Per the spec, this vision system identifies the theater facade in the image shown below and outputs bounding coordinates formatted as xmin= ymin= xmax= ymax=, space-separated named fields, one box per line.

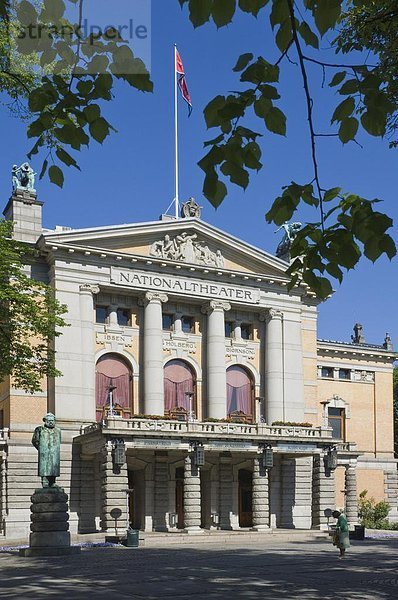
xmin=0 ymin=191 xmax=397 ymax=539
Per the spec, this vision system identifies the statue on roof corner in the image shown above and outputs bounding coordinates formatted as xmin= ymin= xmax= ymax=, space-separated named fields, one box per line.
xmin=181 ymin=197 xmax=202 ymax=219
xmin=275 ymin=221 xmax=302 ymax=260
xmin=12 ymin=162 xmax=36 ymax=193
xmin=352 ymin=323 xmax=365 ymax=345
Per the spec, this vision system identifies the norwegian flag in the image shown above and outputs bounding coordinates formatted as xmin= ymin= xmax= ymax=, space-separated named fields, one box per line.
xmin=176 ymin=48 xmax=192 ymax=116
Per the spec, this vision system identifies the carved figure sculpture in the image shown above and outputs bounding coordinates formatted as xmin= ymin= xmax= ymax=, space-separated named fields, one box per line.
xmin=181 ymin=197 xmax=202 ymax=219
xmin=150 ymin=231 xmax=225 ymax=267
xmin=32 ymin=413 xmax=61 ymax=488
xmin=275 ymin=222 xmax=302 ymax=259
xmin=12 ymin=162 xmax=36 ymax=192
xmin=351 ymin=323 xmax=365 ymax=345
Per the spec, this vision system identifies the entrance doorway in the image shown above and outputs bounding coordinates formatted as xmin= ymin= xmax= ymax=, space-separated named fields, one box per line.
xmin=128 ymin=470 xmax=144 ymax=530
xmin=175 ymin=467 xmax=184 ymax=529
xmin=238 ymin=469 xmax=253 ymax=527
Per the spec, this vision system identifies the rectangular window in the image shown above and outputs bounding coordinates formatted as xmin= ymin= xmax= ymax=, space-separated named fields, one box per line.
xmin=328 ymin=407 xmax=345 ymax=439
xmin=117 ymin=309 xmax=130 ymax=327
xmin=225 ymin=321 xmax=234 ymax=338
xmin=162 ymin=314 xmax=174 ymax=331
xmin=181 ymin=316 xmax=194 ymax=334
xmin=241 ymin=324 xmax=252 ymax=340
xmin=321 ymin=367 xmax=334 ymax=378
xmin=96 ymin=306 xmax=107 ymax=324
xmin=339 ymin=369 xmax=351 ymax=380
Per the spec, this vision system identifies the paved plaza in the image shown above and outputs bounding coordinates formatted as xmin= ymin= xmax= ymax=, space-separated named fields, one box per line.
xmin=0 ymin=537 xmax=398 ymax=599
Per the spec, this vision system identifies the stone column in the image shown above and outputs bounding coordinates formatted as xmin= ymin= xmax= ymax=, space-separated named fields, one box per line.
xmin=345 ymin=462 xmax=358 ymax=526
xmin=312 ymin=454 xmax=336 ymax=530
xmin=153 ymin=453 xmax=169 ymax=531
xmin=108 ymin=304 xmax=118 ymax=326
xmin=263 ymin=309 xmax=284 ymax=424
xmin=140 ymin=292 xmax=168 ymax=416
xmin=184 ymin=454 xmax=202 ymax=532
xmin=252 ymin=457 xmax=270 ymax=530
xmin=219 ymin=456 xmax=233 ymax=530
xmin=202 ymin=300 xmax=231 ymax=419
xmin=100 ymin=442 xmax=128 ymax=536
xmin=79 ymin=284 xmax=100 ymax=420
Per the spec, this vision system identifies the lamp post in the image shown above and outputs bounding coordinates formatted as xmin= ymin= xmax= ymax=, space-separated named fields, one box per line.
xmin=185 ymin=391 xmax=195 ymax=423
xmin=108 ymin=379 xmax=117 ymax=417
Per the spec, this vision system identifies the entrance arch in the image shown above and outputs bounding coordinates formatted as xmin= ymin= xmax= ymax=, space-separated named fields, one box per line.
xmin=164 ymin=360 xmax=196 ymax=418
xmin=226 ymin=365 xmax=254 ymax=422
xmin=95 ymin=353 xmax=132 ymax=421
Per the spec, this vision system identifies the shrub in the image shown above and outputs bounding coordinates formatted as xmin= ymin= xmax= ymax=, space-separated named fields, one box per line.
xmin=271 ymin=421 xmax=314 ymax=428
xmin=358 ymin=490 xmax=390 ymax=529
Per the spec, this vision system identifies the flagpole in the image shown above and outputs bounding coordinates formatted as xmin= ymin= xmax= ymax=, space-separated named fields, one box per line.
xmin=174 ymin=43 xmax=179 ymax=219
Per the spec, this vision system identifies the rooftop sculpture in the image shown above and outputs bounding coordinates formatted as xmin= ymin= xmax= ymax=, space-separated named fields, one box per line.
xmin=275 ymin=222 xmax=302 ymax=260
xmin=12 ymin=162 xmax=36 ymax=193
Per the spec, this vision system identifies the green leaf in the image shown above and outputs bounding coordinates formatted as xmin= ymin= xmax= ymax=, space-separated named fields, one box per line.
xmin=329 ymin=71 xmax=346 ymax=87
xmin=264 ymin=106 xmax=286 ymax=135
xmin=275 ymin=19 xmax=293 ymax=52
xmin=244 ymin=141 xmax=262 ymax=169
xmin=331 ymin=97 xmax=355 ymax=123
xmin=48 ymin=165 xmax=64 ymax=188
xmin=361 ymin=110 xmax=386 ymax=137
xmin=233 ymin=53 xmax=254 ymax=72
xmin=204 ymin=95 xmax=226 ymax=128
xmin=270 ymin=0 xmax=289 ymax=29
xmin=83 ymin=104 xmax=101 ymax=123
xmin=298 ymin=21 xmax=319 ymax=48
xmin=212 ymin=0 xmax=236 ymax=27
xmin=254 ymin=96 xmax=272 ymax=118
xmin=188 ymin=0 xmax=213 ymax=27
xmin=312 ymin=0 xmax=341 ymax=36
xmin=89 ymin=117 xmax=110 ymax=143
xmin=323 ymin=187 xmax=342 ymax=202
xmin=259 ymin=84 xmax=280 ymax=99
xmin=325 ymin=262 xmax=343 ymax=282
xmin=203 ymin=173 xmax=228 ymax=207
xmin=39 ymin=159 xmax=48 ymax=180
xmin=55 ymin=148 xmax=80 ymax=170
xmin=338 ymin=117 xmax=359 ymax=143
xmin=221 ymin=161 xmax=249 ymax=188
xmin=339 ymin=79 xmax=359 ymax=95
xmin=239 ymin=0 xmax=269 ymax=16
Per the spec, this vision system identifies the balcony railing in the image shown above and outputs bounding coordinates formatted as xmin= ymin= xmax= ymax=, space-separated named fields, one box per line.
xmin=81 ymin=418 xmax=333 ymax=440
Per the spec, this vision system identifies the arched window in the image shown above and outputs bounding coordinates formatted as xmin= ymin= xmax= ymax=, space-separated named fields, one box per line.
xmin=95 ymin=354 xmax=132 ymax=421
xmin=164 ymin=360 xmax=196 ymax=416
xmin=226 ymin=366 xmax=254 ymax=422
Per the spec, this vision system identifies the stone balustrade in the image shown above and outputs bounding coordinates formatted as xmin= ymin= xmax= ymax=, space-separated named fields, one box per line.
xmin=80 ymin=418 xmax=333 ymax=441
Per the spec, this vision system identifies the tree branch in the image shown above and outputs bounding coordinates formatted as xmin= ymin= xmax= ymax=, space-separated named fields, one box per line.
xmin=286 ymin=0 xmax=325 ymax=231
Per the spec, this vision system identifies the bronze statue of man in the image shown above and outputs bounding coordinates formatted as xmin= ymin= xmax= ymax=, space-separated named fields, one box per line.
xmin=32 ymin=413 xmax=61 ymax=488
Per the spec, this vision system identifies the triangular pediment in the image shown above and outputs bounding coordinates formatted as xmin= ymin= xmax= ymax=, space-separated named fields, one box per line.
xmin=41 ymin=217 xmax=289 ymax=279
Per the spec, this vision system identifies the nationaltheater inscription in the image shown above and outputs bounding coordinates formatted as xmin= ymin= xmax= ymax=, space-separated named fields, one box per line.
xmin=111 ymin=268 xmax=261 ymax=304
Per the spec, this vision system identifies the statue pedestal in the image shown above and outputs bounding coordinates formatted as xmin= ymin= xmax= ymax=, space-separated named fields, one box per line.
xmin=19 ymin=487 xmax=80 ymax=557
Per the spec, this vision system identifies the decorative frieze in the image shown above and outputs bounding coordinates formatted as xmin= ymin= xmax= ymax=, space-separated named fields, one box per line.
xmin=150 ymin=231 xmax=225 ymax=267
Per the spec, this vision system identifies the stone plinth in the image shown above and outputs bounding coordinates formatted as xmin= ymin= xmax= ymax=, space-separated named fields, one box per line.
xmin=19 ymin=487 xmax=80 ymax=557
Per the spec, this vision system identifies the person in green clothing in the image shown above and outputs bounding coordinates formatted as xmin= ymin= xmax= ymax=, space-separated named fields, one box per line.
xmin=332 ymin=510 xmax=350 ymax=557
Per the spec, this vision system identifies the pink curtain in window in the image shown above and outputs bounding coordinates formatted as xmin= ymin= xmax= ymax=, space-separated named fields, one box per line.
xmin=96 ymin=354 xmax=132 ymax=421
xmin=226 ymin=366 xmax=253 ymax=415
xmin=164 ymin=360 xmax=194 ymax=412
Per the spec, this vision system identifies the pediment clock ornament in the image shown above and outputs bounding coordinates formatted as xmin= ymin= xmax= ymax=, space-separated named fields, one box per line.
xmin=150 ymin=231 xmax=225 ymax=267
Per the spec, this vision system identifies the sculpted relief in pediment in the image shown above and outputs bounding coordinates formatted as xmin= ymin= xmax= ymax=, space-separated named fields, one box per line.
xmin=150 ymin=232 xmax=225 ymax=268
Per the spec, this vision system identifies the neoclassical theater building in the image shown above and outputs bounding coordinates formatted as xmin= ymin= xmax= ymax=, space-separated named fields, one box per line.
xmin=0 ymin=189 xmax=397 ymax=540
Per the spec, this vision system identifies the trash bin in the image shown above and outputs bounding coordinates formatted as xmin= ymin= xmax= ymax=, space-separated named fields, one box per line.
xmin=354 ymin=525 xmax=365 ymax=540
xmin=125 ymin=528 xmax=139 ymax=548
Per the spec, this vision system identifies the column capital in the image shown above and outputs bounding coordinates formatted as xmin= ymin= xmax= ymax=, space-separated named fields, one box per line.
xmin=79 ymin=283 xmax=100 ymax=295
xmin=259 ymin=308 xmax=283 ymax=323
xmin=201 ymin=300 xmax=231 ymax=315
xmin=138 ymin=291 xmax=168 ymax=307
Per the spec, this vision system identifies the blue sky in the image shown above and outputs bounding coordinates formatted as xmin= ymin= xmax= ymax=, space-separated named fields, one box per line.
xmin=0 ymin=1 xmax=397 ymax=348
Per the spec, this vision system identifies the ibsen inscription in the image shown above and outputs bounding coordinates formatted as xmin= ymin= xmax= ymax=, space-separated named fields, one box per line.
xmin=111 ymin=268 xmax=261 ymax=304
